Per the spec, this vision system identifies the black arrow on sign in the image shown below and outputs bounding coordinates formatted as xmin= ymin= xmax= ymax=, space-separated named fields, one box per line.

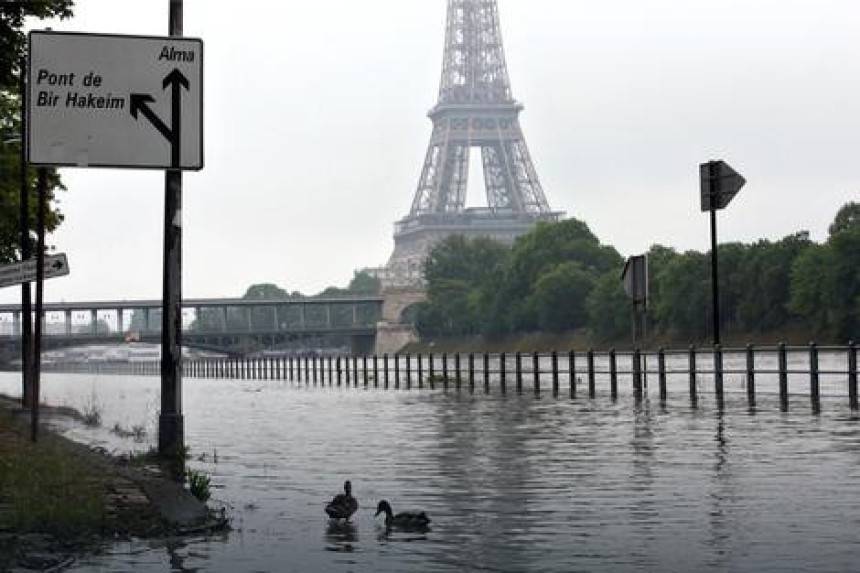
xmin=51 ymin=260 xmax=64 ymax=271
xmin=130 ymin=68 xmax=190 ymax=169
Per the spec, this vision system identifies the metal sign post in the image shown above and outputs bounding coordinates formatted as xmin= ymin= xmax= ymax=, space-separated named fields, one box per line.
xmin=26 ymin=6 xmax=202 ymax=454
xmin=19 ymin=57 xmax=33 ymax=410
xmin=159 ymin=0 xmax=185 ymax=458
xmin=700 ymin=160 xmax=746 ymax=347
xmin=31 ymin=168 xmax=48 ymax=442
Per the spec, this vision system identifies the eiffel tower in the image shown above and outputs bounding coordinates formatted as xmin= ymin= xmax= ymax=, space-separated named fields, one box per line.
xmin=384 ymin=0 xmax=563 ymax=285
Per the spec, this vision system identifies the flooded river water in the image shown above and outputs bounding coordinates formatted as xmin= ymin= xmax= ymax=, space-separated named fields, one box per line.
xmin=2 ymin=370 xmax=860 ymax=572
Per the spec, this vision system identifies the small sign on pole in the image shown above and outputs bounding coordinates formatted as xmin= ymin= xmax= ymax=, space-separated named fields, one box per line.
xmin=700 ymin=160 xmax=747 ymax=346
xmin=622 ymin=255 xmax=648 ymax=309
xmin=0 ymin=253 xmax=69 ymax=290
xmin=700 ymin=160 xmax=745 ymax=212
xmin=621 ymin=255 xmax=649 ymax=347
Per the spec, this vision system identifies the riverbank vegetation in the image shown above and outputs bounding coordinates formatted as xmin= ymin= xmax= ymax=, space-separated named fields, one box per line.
xmin=0 ymin=2 xmax=73 ymax=265
xmin=413 ymin=202 xmax=860 ymax=346
xmin=0 ymin=401 xmax=165 ymax=569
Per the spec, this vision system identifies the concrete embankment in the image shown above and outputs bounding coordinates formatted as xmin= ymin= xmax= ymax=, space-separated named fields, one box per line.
xmin=0 ymin=394 xmax=224 ymax=572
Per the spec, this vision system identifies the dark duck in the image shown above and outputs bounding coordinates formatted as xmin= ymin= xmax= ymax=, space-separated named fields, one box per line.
xmin=325 ymin=480 xmax=358 ymax=521
xmin=375 ymin=500 xmax=431 ymax=530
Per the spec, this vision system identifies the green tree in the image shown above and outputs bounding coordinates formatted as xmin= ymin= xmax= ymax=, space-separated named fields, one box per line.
xmin=586 ymin=270 xmax=632 ymax=341
xmin=486 ymin=218 xmax=622 ymax=335
xmin=529 ymin=262 xmax=595 ymax=332
xmin=651 ymin=251 xmax=711 ymax=338
xmin=347 ymin=270 xmax=382 ymax=295
xmin=824 ymin=225 xmax=860 ymax=341
xmin=0 ymin=2 xmax=73 ymax=263
xmin=828 ymin=201 xmax=860 ymax=237
xmin=789 ymin=243 xmax=831 ymax=334
xmin=418 ymin=235 xmax=509 ymax=337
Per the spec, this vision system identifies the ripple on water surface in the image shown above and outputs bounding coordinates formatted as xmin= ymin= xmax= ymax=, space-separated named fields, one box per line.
xmin=1 ymin=372 xmax=859 ymax=572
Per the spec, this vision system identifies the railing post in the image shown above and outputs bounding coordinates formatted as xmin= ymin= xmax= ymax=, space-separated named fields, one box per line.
xmin=658 ymin=348 xmax=667 ymax=402
xmin=533 ymin=351 xmax=540 ymax=397
xmin=714 ymin=345 xmax=724 ymax=410
xmin=810 ymin=342 xmax=820 ymax=412
xmin=468 ymin=353 xmax=475 ymax=393
xmin=373 ymin=355 xmax=379 ymax=389
xmin=428 ymin=353 xmax=434 ymax=390
xmin=442 ymin=352 xmax=448 ymax=391
xmin=689 ymin=345 xmax=697 ymax=406
xmin=383 ymin=354 xmax=389 ymax=389
xmin=405 ymin=353 xmax=412 ymax=390
xmin=353 ymin=355 xmax=359 ymax=388
xmin=363 ymin=355 xmax=369 ymax=388
xmin=849 ymin=341 xmax=858 ymax=411
xmin=515 ymin=352 xmax=523 ymax=394
xmin=569 ymin=350 xmax=576 ymax=399
xmin=551 ymin=351 xmax=559 ymax=397
xmin=609 ymin=349 xmax=618 ymax=400
xmin=336 ymin=357 xmax=342 ymax=387
xmin=632 ymin=349 xmax=642 ymax=401
xmin=394 ymin=354 xmax=400 ymax=389
xmin=418 ymin=353 xmax=424 ymax=390
xmin=328 ymin=356 xmax=333 ymax=386
xmin=455 ymin=353 xmax=462 ymax=391
xmin=587 ymin=349 xmax=596 ymax=399
xmin=483 ymin=353 xmax=490 ymax=394
xmin=500 ymin=352 xmax=507 ymax=395
xmin=745 ymin=344 xmax=756 ymax=409
xmin=779 ymin=342 xmax=789 ymax=412
xmin=313 ymin=356 xmax=319 ymax=385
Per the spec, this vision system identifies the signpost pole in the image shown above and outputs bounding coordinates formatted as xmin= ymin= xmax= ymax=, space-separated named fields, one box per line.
xmin=159 ymin=0 xmax=184 ymax=457
xmin=31 ymin=168 xmax=47 ymax=443
xmin=19 ymin=56 xmax=33 ymax=410
xmin=708 ymin=162 xmax=721 ymax=347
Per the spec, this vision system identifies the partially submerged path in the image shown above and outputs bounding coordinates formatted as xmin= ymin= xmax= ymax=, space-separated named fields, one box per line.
xmin=0 ymin=395 xmax=225 ymax=572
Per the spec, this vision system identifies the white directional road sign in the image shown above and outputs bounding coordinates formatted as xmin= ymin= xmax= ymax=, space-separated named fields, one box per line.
xmin=0 ymin=254 xmax=70 ymax=290
xmin=27 ymin=31 xmax=203 ymax=170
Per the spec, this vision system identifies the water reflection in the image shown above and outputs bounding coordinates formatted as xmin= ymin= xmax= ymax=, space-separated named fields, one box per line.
xmin=325 ymin=520 xmax=358 ymax=552
xmin=1 ymin=372 xmax=860 ymax=572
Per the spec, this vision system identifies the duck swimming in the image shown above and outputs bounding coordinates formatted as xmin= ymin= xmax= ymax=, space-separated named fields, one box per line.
xmin=325 ymin=480 xmax=358 ymax=521
xmin=374 ymin=500 xmax=431 ymax=529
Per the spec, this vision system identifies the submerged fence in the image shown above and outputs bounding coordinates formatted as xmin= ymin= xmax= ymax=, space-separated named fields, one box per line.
xmin=39 ymin=342 xmax=859 ymax=411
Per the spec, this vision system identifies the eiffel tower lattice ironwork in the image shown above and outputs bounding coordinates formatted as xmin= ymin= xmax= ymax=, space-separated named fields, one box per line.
xmin=411 ymin=0 xmax=552 ymax=217
xmin=382 ymin=0 xmax=563 ymax=286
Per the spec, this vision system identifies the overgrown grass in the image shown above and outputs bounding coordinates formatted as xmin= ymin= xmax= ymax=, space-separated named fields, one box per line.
xmin=185 ymin=468 xmax=212 ymax=502
xmin=81 ymin=392 xmax=103 ymax=427
xmin=111 ymin=422 xmax=148 ymax=442
xmin=0 ymin=415 xmax=104 ymax=537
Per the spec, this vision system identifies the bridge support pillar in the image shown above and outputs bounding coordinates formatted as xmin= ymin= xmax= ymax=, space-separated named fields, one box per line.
xmin=375 ymin=322 xmax=418 ymax=355
xmin=64 ymin=310 xmax=72 ymax=336
xmin=90 ymin=310 xmax=98 ymax=334
xmin=116 ymin=309 xmax=124 ymax=335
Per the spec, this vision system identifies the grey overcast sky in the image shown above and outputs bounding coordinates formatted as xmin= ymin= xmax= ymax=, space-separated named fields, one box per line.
xmin=3 ymin=0 xmax=859 ymax=304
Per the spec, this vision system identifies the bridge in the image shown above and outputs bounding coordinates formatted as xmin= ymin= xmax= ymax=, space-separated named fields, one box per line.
xmin=0 ymin=293 xmax=422 ymax=356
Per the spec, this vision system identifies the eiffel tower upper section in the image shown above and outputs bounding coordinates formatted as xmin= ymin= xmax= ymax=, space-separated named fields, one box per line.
xmin=407 ymin=0 xmax=557 ymax=218
xmin=378 ymin=0 xmax=563 ymax=287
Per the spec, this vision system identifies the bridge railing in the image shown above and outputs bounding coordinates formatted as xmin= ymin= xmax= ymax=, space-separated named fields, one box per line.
xmin=33 ymin=342 xmax=859 ymax=412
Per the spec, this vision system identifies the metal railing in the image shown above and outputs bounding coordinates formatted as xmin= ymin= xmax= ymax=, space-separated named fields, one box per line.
xmin=35 ymin=342 xmax=860 ymax=411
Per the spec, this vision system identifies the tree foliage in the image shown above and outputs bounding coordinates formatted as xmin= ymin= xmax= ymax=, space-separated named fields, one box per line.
xmin=0 ymin=1 xmax=73 ymax=264
xmin=418 ymin=203 xmax=860 ymax=344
